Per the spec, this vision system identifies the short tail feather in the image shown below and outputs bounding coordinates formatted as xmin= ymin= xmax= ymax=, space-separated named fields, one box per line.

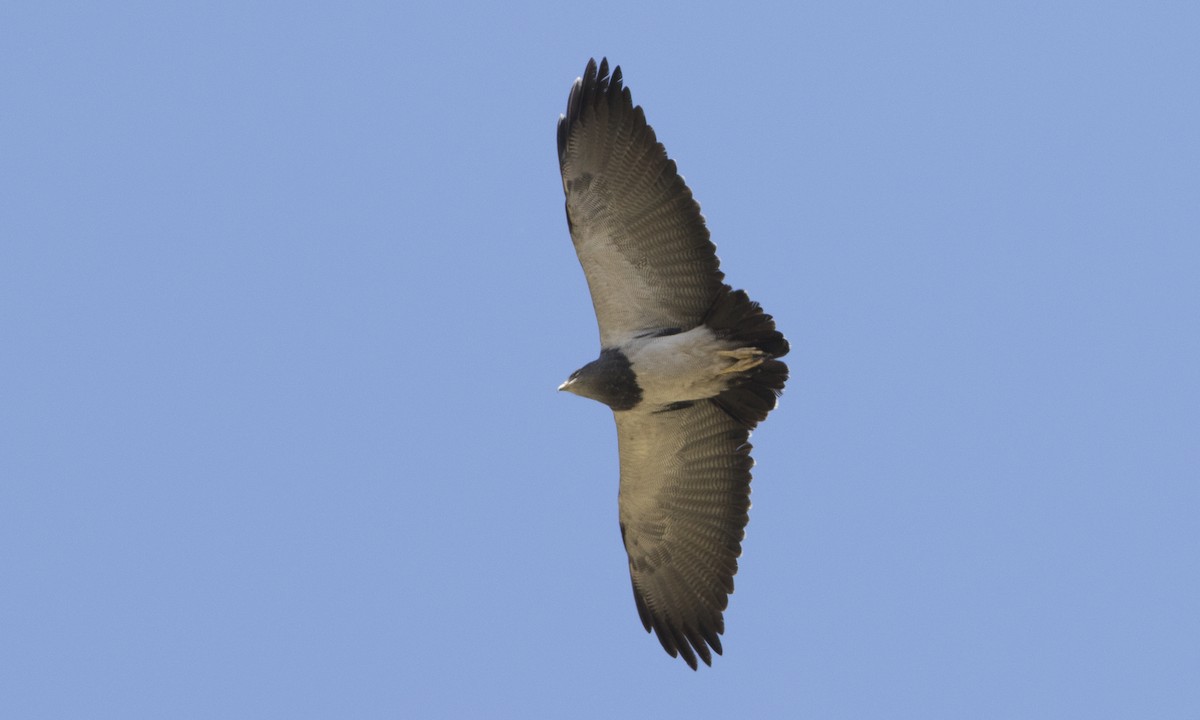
xmin=705 ymin=286 xmax=790 ymax=428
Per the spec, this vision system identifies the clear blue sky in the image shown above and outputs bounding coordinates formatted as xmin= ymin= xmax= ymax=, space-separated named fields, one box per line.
xmin=3 ymin=2 xmax=1197 ymax=718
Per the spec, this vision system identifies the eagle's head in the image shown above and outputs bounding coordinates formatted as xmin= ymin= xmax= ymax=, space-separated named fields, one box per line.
xmin=558 ymin=348 xmax=642 ymax=411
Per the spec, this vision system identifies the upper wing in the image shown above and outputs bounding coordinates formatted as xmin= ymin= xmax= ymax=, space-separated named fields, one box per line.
xmin=558 ymin=58 xmax=725 ymax=347
xmin=614 ymin=400 xmax=756 ymax=670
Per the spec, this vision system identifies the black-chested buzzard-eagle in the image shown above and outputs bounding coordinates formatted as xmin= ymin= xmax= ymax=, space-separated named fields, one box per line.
xmin=557 ymin=58 xmax=790 ymax=670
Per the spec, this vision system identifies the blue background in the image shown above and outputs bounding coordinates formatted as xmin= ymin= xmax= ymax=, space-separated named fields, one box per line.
xmin=3 ymin=2 xmax=1197 ymax=717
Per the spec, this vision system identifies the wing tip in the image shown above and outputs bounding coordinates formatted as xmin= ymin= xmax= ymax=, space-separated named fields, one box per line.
xmin=557 ymin=57 xmax=635 ymax=162
xmin=631 ymin=577 xmax=725 ymax=670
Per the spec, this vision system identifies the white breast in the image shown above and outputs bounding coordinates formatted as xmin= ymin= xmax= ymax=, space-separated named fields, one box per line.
xmin=623 ymin=327 xmax=736 ymax=406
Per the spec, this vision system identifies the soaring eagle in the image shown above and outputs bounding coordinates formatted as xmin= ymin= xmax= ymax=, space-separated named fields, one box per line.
xmin=557 ymin=58 xmax=790 ymax=669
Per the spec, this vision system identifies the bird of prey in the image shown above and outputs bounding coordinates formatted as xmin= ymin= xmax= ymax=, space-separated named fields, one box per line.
xmin=557 ymin=58 xmax=790 ymax=670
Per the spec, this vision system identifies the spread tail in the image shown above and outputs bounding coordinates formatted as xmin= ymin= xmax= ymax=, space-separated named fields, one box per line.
xmin=704 ymin=285 xmax=790 ymax=428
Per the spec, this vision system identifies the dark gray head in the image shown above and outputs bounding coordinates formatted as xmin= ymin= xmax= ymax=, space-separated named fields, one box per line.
xmin=558 ymin=348 xmax=642 ymax=411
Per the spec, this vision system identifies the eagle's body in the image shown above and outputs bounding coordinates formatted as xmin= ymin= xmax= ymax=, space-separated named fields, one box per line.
xmin=557 ymin=58 xmax=789 ymax=670
xmin=566 ymin=326 xmax=755 ymax=408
